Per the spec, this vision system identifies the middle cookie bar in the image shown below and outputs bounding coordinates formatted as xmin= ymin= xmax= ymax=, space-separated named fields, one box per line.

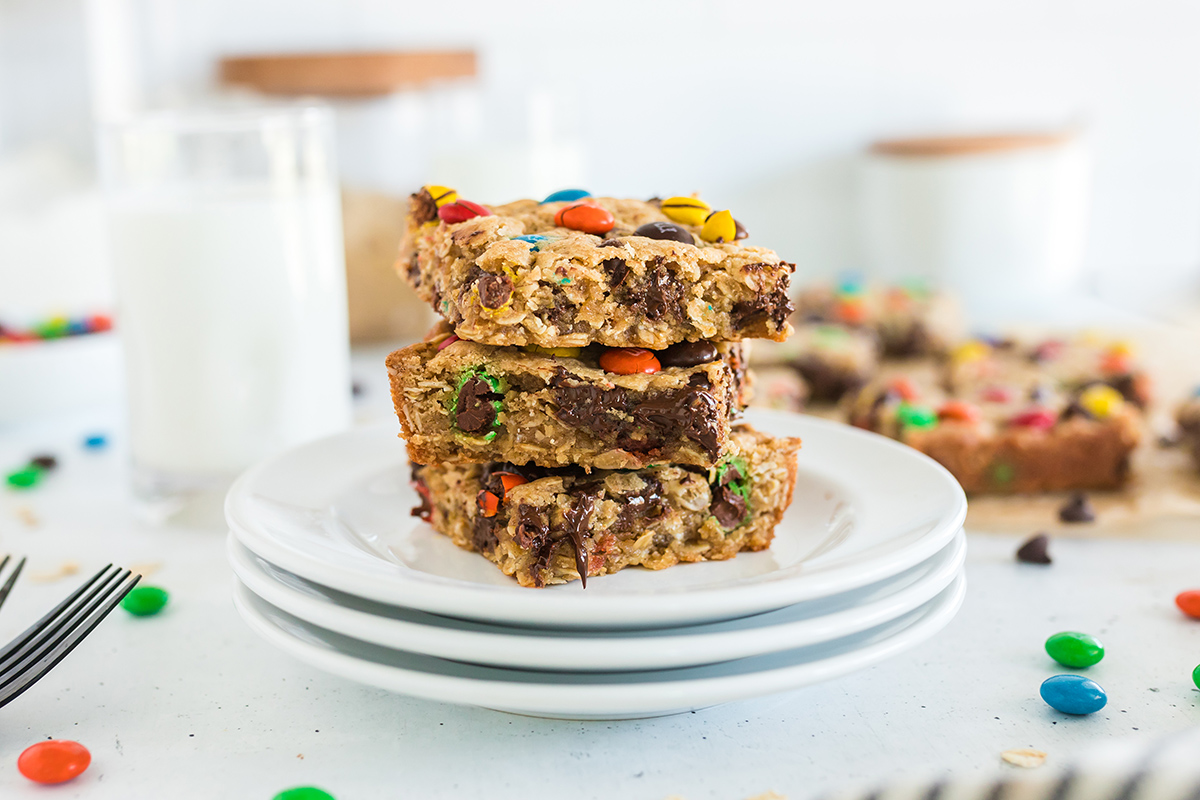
xmin=388 ymin=326 xmax=749 ymax=471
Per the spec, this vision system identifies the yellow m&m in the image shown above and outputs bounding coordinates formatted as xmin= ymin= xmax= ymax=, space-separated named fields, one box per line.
xmin=700 ymin=209 xmax=737 ymax=243
xmin=1078 ymin=384 xmax=1124 ymax=419
xmin=951 ymin=340 xmax=990 ymax=365
xmin=424 ymin=185 xmax=458 ymax=207
xmin=660 ymin=196 xmax=711 ymax=227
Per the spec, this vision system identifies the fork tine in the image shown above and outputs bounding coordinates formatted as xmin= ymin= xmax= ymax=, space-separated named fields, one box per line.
xmin=0 ymin=572 xmax=140 ymax=709
xmin=0 ymin=557 xmax=27 ymax=613
xmin=0 ymin=569 xmax=131 ymax=687
xmin=0 ymin=564 xmax=118 ymax=665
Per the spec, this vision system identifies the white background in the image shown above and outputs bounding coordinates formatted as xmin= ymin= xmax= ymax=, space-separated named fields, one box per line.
xmin=3 ymin=0 xmax=1200 ymax=307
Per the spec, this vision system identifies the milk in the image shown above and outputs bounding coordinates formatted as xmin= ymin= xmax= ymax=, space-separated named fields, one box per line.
xmin=108 ymin=186 xmax=351 ymax=478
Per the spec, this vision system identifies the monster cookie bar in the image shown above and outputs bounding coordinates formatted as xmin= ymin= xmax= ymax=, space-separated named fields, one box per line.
xmin=398 ymin=186 xmax=794 ymax=349
xmin=411 ymin=425 xmax=801 ymax=588
xmin=751 ymin=323 xmax=879 ymax=403
xmin=797 ymin=281 xmax=961 ymax=357
xmin=388 ymin=324 xmax=749 ymax=470
xmin=847 ymin=368 xmax=1141 ymax=493
xmin=1178 ymin=390 xmax=1200 ymax=473
xmin=946 ymin=336 xmax=1152 ymax=409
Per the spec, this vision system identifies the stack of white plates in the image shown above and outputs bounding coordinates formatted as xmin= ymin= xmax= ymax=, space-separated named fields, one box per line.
xmin=227 ymin=409 xmax=968 ymax=719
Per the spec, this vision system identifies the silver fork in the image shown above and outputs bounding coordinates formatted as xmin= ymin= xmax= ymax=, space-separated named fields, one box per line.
xmin=0 ymin=564 xmax=140 ymax=708
xmin=0 ymin=555 xmax=28 ymax=613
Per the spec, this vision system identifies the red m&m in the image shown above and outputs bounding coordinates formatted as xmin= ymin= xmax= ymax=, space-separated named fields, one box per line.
xmin=438 ymin=200 xmax=491 ymax=224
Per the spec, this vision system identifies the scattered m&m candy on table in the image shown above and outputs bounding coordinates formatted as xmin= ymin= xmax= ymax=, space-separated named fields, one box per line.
xmin=1176 ymin=589 xmax=1200 ymax=620
xmin=1045 ymin=631 xmax=1104 ymax=668
xmin=121 ymin=585 xmax=169 ymax=616
xmin=1193 ymin=664 xmax=1200 ymax=690
xmin=273 ymin=788 xmax=337 ymax=800
xmin=1040 ymin=674 xmax=1107 ymax=715
xmin=18 ymin=740 xmax=91 ymax=784
xmin=83 ymin=433 xmax=109 ymax=450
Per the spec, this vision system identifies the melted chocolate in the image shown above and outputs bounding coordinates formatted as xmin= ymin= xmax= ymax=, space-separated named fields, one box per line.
xmin=602 ymin=257 xmax=629 ymax=289
xmin=561 ymin=494 xmax=596 ymax=588
xmin=731 ymin=284 xmax=794 ymax=332
xmin=711 ymin=484 xmax=747 ymax=529
xmin=611 ymin=477 xmax=665 ymax=533
xmin=456 ymin=376 xmax=500 ymax=433
xmin=514 ymin=504 xmax=548 ymax=551
xmin=471 ymin=512 xmax=498 ymax=554
xmin=550 ymin=369 xmax=723 ymax=460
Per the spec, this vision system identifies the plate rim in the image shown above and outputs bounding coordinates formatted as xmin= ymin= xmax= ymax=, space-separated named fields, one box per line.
xmin=226 ymin=409 xmax=968 ymax=628
xmin=232 ymin=571 xmax=967 ymax=718
xmin=228 ymin=529 xmax=966 ymax=671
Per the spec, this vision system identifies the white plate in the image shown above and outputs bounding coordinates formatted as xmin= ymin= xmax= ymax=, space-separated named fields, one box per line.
xmin=232 ymin=571 xmax=966 ymax=719
xmin=228 ymin=529 xmax=966 ymax=672
xmin=226 ymin=409 xmax=967 ymax=629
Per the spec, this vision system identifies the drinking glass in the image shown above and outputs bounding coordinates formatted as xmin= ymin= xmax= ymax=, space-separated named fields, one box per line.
xmin=99 ymin=105 xmax=352 ymax=516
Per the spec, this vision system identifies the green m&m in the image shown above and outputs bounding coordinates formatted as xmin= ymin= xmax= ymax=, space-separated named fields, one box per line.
xmin=121 ymin=586 xmax=169 ymax=617
xmin=273 ymin=788 xmax=336 ymax=800
xmin=1045 ymin=631 xmax=1104 ymax=668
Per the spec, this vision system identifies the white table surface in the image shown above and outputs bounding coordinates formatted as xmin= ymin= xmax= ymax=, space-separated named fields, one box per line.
xmin=0 ymin=366 xmax=1197 ymax=800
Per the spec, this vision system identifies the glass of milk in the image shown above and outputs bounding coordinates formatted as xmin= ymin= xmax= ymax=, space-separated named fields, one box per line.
xmin=100 ymin=105 xmax=352 ymax=517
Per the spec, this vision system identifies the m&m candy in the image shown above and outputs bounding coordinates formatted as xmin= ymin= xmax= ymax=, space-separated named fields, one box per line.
xmin=438 ymin=200 xmax=491 ymax=224
xmin=555 ymin=203 xmax=614 ymax=235
xmin=660 ymin=196 xmax=711 ymax=226
xmin=121 ymin=586 xmax=169 ymax=617
xmin=1078 ymin=384 xmax=1124 ymax=419
xmin=541 ymin=189 xmax=591 ymax=204
xmin=1176 ymin=589 xmax=1200 ymax=619
xmin=273 ymin=788 xmax=337 ymax=800
xmin=599 ymin=348 xmax=661 ymax=375
xmin=18 ymin=740 xmax=91 ymax=784
xmin=1045 ymin=631 xmax=1104 ymax=668
xmin=1040 ymin=675 xmax=1107 ymax=715
xmin=699 ymin=210 xmax=737 ymax=243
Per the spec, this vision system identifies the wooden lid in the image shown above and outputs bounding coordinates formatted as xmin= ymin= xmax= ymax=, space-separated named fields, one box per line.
xmin=871 ymin=132 xmax=1073 ymax=157
xmin=219 ymin=51 xmax=476 ymax=97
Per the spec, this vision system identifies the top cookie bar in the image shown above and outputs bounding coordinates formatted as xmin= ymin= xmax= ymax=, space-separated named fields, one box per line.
xmin=398 ymin=187 xmax=795 ymax=349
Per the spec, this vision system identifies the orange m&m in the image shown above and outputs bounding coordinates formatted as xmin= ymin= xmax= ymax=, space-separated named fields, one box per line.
xmin=599 ymin=348 xmax=661 ymax=375
xmin=1176 ymin=589 xmax=1200 ymax=620
xmin=18 ymin=740 xmax=91 ymax=784
xmin=555 ymin=202 xmax=615 ymax=235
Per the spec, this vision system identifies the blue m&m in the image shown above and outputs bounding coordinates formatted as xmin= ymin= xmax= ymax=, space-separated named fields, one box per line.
xmin=541 ymin=189 xmax=591 ymax=204
xmin=1040 ymin=674 xmax=1107 ymax=715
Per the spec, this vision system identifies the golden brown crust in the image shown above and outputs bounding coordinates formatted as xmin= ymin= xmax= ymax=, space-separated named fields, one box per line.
xmin=398 ymin=196 xmax=794 ymax=349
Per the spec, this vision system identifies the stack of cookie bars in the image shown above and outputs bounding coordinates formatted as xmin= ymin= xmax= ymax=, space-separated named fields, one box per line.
xmin=387 ymin=187 xmax=802 ymax=587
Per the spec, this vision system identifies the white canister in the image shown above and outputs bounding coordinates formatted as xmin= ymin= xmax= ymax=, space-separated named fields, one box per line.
xmin=861 ymin=133 xmax=1090 ymax=323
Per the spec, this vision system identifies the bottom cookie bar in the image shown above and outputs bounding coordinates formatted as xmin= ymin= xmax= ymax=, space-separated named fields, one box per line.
xmin=411 ymin=425 xmax=801 ymax=588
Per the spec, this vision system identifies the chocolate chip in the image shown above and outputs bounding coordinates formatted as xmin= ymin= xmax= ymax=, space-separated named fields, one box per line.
xmin=711 ymin=484 xmax=747 ymax=529
xmin=410 ymin=188 xmax=438 ymax=225
xmin=514 ymin=503 xmax=548 ymax=551
xmin=29 ymin=454 xmax=57 ymax=471
xmin=1016 ymin=533 xmax=1052 ymax=564
xmin=658 ymin=341 xmax=719 ymax=368
xmin=602 ymin=257 xmax=629 ymax=288
xmin=632 ymin=390 xmax=722 ymax=460
xmin=1058 ymin=493 xmax=1095 ymax=524
xmin=597 ymin=239 xmax=624 ymax=248
xmin=633 ymin=221 xmax=695 ymax=244
xmin=455 ymin=375 xmax=501 ymax=433
xmin=477 ymin=273 xmax=513 ymax=309
xmin=406 ymin=252 xmax=420 ymax=283
xmin=471 ymin=512 xmax=498 ymax=554
xmin=651 ymin=532 xmax=671 ymax=549
xmin=733 ymin=219 xmax=748 ymax=240
xmin=637 ymin=260 xmax=683 ymax=322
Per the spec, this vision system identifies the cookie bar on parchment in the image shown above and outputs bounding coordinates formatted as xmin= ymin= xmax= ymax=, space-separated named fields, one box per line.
xmin=398 ymin=191 xmax=794 ymax=350
xmin=388 ymin=325 xmax=750 ymax=471
xmin=411 ymin=425 xmax=801 ymax=588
